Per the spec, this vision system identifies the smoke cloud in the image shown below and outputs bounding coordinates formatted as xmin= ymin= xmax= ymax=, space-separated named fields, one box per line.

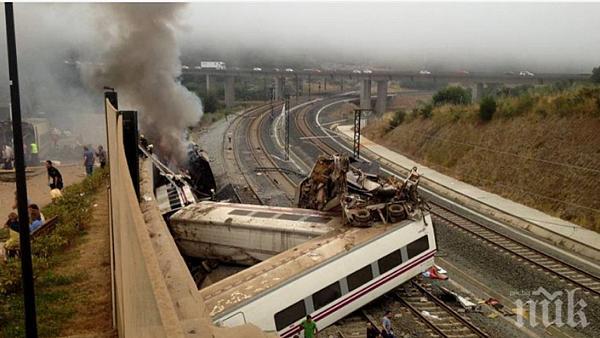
xmin=84 ymin=3 xmax=203 ymax=163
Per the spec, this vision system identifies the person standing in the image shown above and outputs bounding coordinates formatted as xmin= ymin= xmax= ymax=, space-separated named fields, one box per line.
xmin=83 ymin=146 xmax=95 ymax=176
xmin=30 ymin=141 xmax=39 ymax=166
xmin=300 ymin=315 xmax=318 ymax=338
xmin=367 ymin=322 xmax=380 ymax=338
xmin=45 ymin=160 xmax=63 ymax=190
xmin=95 ymin=145 xmax=107 ymax=169
xmin=381 ymin=311 xmax=395 ymax=338
xmin=3 ymin=145 xmax=14 ymax=169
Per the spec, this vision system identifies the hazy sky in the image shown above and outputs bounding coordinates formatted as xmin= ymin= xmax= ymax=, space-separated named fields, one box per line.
xmin=0 ymin=2 xmax=598 ymax=117
xmin=178 ymin=2 xmax=600 ymax=72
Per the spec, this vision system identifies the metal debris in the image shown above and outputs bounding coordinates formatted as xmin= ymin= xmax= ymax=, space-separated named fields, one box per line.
xmin=297 ymin=154 xmax=427 ymax=227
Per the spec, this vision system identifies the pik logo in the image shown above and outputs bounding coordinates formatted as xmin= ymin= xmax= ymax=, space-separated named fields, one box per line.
xmin=514 ymin=287 xmax=589 ymax=328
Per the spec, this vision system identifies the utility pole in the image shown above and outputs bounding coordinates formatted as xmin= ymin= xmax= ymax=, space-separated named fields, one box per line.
xmin=285 ymin=95 xmax=290 ymax=161
xmin=5 ymin=3 xmax=38 ymax=337
xmin=353 ymin=109 xmax=372 ymax=160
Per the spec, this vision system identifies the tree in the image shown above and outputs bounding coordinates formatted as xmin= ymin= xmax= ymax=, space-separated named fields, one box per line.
xmin=591 ymin=66 xmax=600 ymax=84
xmin=432 ymin=86 xmax=471 ymax=106
xmin=479 ymin=96 xmax=497 ymax=121
xmin=202 ymin=92 xmax=220 ymax=113
xmin=388 ymin=110 xmax=406 ymax=131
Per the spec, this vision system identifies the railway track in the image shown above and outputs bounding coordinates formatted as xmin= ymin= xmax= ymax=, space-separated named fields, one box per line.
xmin=249 ymin=102 xmax=297 ymax=202
xmin=432 ymin=204 xmax=600 ymax=298
xmin=396 ymin=281 xmax=488 ymax=338
xmin=223 ymin=105 xmax=266 ymax=205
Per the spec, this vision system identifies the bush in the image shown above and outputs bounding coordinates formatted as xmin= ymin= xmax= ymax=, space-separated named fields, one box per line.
xmin=0 ymin=168 xmax=108 ymax=295
xmin=591 ymin=66 xmax=600 ymax=84
xmin=201 ymin=91 xmax=221 ymax=113
xmin=432 ymin=86 xmax=471 ymax=106
xmin=417 ymin=103 xmax=433 ymax=119
xmin=479 ymin=97 xmax=497 ymax=121
xmin=388 ymin=110 xmax=406 ymax=131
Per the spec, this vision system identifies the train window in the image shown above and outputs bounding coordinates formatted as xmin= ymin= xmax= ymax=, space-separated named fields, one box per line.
xmin=407 ymin=236 xmax=429 ymax=259
xmin=277 ymin=213 xmax=304 ymax=221
xmin=274 ymin=299 xmax=306 ymax=331
xmin=253 ymin=211 xmax=276 ymax=218
xmin=378 ymin=249 xmax=403 ymax=275
xmin=347 ymin=264 xmax=373 ymax=292
xmin=229 ymin=209 xmax=252 ymax=216
xmin=312 ymin=281 xmax=342 ymax=310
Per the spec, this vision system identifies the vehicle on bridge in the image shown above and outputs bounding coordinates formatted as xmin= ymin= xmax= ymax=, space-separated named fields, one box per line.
xmin=253 ymin=67 xmax=262 ymax=72
xmin=519 ymin=70 xmax=535 ymax=77
xmin=419 ymin=70 xmax=432 ymax=75
xmin=200 ymin=61 xmax=227 ymax=70
xmin=285 ymin=68 xmax=294 ymax=72
xmin=362 ymin=69 xmax=373 ymax=74
xmin=352 ymin=69 xmax=362 ymax=74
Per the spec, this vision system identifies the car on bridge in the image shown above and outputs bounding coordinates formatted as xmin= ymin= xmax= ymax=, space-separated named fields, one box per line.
xmin=181 ymin=65 xmax=190 ymax=70
xmin=352 ymin=69 xmax=362 ymax=74
xmin=273 ymin=68 xmax=281 ymax=72
xmin=363 ymin=69 xmax=373 ymax=74
xmin=253 ymin=67 xmax=262 ymax=71
xmin=419 ymin=70 xmax=432 ymax=75
xmin=285 ymin=68 xmax=294 ymax=72
xmin=519 ymin=71 xmax=535 ymax=77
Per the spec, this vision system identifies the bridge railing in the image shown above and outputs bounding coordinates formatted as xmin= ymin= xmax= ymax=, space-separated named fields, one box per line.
xmin=106 ymin=99 xmax=187 ymax=336
xmin=106 ymin=97 xmax=274 ymax=337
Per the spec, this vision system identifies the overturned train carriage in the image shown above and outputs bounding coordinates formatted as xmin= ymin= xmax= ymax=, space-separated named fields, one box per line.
xmin=200 ymin=211 xmax=436 ymax=336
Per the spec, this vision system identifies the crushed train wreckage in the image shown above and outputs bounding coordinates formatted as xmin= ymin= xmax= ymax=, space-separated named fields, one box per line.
xmin=297 ymin=154 xmax=427 ymax=227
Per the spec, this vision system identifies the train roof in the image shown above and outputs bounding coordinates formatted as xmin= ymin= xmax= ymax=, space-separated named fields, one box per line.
xmin=198 ymin=214 xmax=424 ymax=318
xmin=171 ymin=201 xmax=341 ymax=235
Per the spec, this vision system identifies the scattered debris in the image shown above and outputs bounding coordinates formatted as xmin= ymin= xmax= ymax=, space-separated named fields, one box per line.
xmin=297 ymin=154 xmax=428 ymax=227
xmin=485 ymin=298 xmax=514 ymax=316
xmin=438 ymin=286 xmax=477 ymax=311
xmin=421 ymin=310 xmax=441 ymax=320
xmin=422 ymin=266 xmax=448 ymax=280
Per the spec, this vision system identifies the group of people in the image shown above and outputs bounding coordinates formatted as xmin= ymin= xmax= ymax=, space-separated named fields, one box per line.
xmin=0 ymin=142 xmax=40 ymax=170
xmin=83 ymin=145 xmax=107 ymax=176
xmin=2 ymin=193 xmax=46 ymax=254
xmin=366 ymin=310 xmax=395 ymax=338
xmin=297 ymin=310 xmax=395 ymax=338
xmin=1 ymin=144 xmax=107 ymax=257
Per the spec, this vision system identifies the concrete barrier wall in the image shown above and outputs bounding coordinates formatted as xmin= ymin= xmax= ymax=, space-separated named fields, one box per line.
xmin=107 ymin=100 xmax=186 ymax=336
xmin=106 ymin=99 xmax=274 ymax=337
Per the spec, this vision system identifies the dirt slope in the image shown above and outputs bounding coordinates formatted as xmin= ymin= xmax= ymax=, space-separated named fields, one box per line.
xmin=365 ymin=94 xmax=600 ymax=231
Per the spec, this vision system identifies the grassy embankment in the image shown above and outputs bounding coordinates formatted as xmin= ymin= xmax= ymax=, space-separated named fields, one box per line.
xmin=364 ymin=85 xmax=600 ymax=231
xmin=0 ymin=168 xmax=110 ymax=337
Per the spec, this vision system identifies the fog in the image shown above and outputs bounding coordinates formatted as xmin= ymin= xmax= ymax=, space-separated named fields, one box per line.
xmin=179 ymin=2 xmax=600 ymax=73
xmin=0 ymin=2 xmax=598 ymax=151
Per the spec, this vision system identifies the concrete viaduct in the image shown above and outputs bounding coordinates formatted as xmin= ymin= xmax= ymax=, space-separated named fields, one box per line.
xmin=184 ymin=68 xmax=589 ymax=113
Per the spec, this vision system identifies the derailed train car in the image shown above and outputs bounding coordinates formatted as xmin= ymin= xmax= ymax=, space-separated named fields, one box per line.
xmin=201 ymin=211 xmax=436 ymax=337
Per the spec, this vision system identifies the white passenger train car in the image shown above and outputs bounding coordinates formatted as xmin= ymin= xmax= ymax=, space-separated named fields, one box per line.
xmin=170 ymin=201 xmax=339 ymax=265
xmin=200 ymin=212 xmax=436 ymax=337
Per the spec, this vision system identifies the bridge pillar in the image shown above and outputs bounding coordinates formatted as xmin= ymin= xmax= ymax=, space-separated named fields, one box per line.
xmin=360 ymin=79 xmax=372 ymax=109
xmin=224 ymin=76 xmax=235 ymax=108
xmin=375 ymin=80 xmax=388 ymax=114
xmin=205 ymin=74 xmax=210 ymax=93
xmin=472 ymin=82 xmax=484 ymax=103
xmin=274 ymin=76 xmax=285 ymax=100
